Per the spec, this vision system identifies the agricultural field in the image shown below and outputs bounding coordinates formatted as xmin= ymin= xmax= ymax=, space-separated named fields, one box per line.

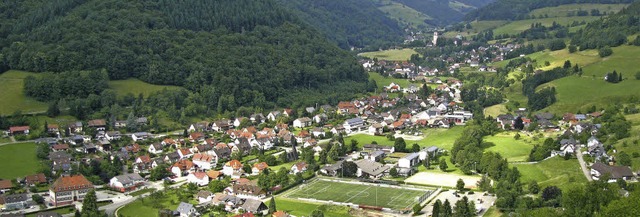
xmin=374 ymin=0 xmax=431 ymax=29
xmin=484 ymin=104 xmax=508 ymax=118
xmin=358 ymin=48 xmax=419 ymax=61
xmin=493 ymin=16 xmax=601 ymax=36
xmin=484 ymin=132 xmax=537 ymax=162
xmin=444 ymin=20 xmax=509 ymax=38
xmin=0 ymin=142 xmax=42 ymax=179
xmin=612 ymin=113 xmax=640 ymax=171
xmin=513 ymin=156 xmax=587 ymax=191
xmin=109 ymin=78 xmax=182 ymax=97
xmin=367 ymin=72 xmax=414 ymax=92
xmin=528 ymin=3 xmax=628 ymax=18
xmin=285 ymin=179 xmax=432 ymax=210
xmin=0 ymin=70 xmax=48 ymax=115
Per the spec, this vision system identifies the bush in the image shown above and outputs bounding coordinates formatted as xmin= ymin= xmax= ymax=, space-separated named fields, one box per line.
xmin=599 ymin=46 xmax=613 ymax=57
xmin=568 ymin=45 xmax=577 ymax=53
xmin=635 ymin=71 xmax=640 ymax=80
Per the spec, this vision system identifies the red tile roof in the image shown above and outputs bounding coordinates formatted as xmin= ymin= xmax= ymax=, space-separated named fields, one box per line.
xmin=9 ymin=126 xmax=29 ymax=134
xmin=253 ymin=162 xmax=268 ymax=171
xmin=226 ymin=160 xmax=243 ymax=170
xmin=50 ymin=175 xmax=93 ymax=192
xmin=137 ymin=155 xmax=151 ymax=163
xmin=206 ymin=170 xmax=222 ymax=179
xmin=172 ymin=159 xmax=194 ymax=171
xmin=0 ymin=180 xmax=12 ymax=189
xmin=193 ymin=153 xmax=213 ymax=162
xmin=25 ymin=173 xmax=47 ymax=185
xmin=52 ymin=144 xmax=70 ymax=150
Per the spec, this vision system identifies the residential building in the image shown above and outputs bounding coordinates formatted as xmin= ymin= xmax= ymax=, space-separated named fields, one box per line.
xmin=343 ymin=117 xmax=365 ymax=134
xmin=148 ymin=143 xmax=163 ymax=154
xmin=109 ymin=173 xmax=144 ymax=192
xmin=175 ymin=202 xmax=198 ymax=217
xmin=293 ymin=117 xmax=312 ymax=128
xmin=131 ymin=132 xmax=151 ymax=142
xmin=49 ymin=175 xmax=93 ymax=206
xmin=290 ymin=162 xmax=308 ymax=174
xmin=252 ymin=162 xmax=269 ymax=175
xmin=591 ymin=162 xmax=635 ymax=182
xmin=0 ymin=193 xmax=30 ymax=210
xmin=232 ymin=184 xmax=266 ymax=199
xmin=186 ymin=172 xmax=210 ymax=186
xmin=398 ymin=153 xmax=420 ymax=169
xmin=241 ymin=198 xmax=268 ymax=215
xmin=171 ymin=160 xmax=195 ymax=177
xmin=354 ymin=159 xmax=389 ymax=179
xmin=192 ymin=153 xmax=215 ymax=170
xmin=24 ymin=173 xmax=47 ymax=186
xmin=196 ymin=190 xmax=214 ymax=204
xmin=223 ymin=160 xmax=244 ymax=178
xmin=8 ymin=126 xmax=30 ymax=135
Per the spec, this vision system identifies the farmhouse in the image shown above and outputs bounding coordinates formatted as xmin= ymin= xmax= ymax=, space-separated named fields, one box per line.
xmin=241 ymin=198 xmax=268 ymax=215
xmin=591 ymin=162 xmax=635 ymax=182
xmin=290 ymin=162 xmax=308 ymax=174
xmin=8 ymin=126 xmax=30 ymax=135
xmin=49 ymin=175 xmax=93 ymax=206
xmin=87 ymin=119 xmax=107 ymax=131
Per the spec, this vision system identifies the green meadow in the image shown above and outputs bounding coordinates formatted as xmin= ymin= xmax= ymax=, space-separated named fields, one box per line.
xmin=514 ymin=156 xmax=588 ymax=192
xmin=0 ymin=70 xmax=48 ymax=115
xmin=0 ymin=142 xmax=43 ymax=179
xmin=528 ymin=3 xmax=628 ymax=18
xmin=109 ymin=78 xmax=182 ymax=97
xmin=484 ymin=132 xmax=537 ymax=162
xmin=493 ymin=16 xmax=601 ymax=36
xmin=359 ymin=48 xmax=419 ymax=61
xmin=375 ymin=0 xmax=431 ymax=29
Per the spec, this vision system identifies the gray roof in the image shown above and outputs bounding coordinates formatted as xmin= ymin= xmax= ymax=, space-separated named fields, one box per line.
xmin=355 ymin=159 xmax=389 ymax=176
xmin=113 ymin=173 xmax=144 ymax=185
xmin=35 ymin=211 xmax=63 ymax=217
xmin=345 ymin=117 xmax=364 ymax=125
xmin=402 ymin=153 xmax=420 ymax=160
xmin=241 ymin=198 xmax=267 ymax=212
xmin=592 ymin=162 xmax=634 ymax=179
xmin=176 ymin=202 xmax=195 ymax=215
xmin=425 ymin=146 xmax=439 ymax=153
xmin=1 ymin=193 xmax=28 ymax=203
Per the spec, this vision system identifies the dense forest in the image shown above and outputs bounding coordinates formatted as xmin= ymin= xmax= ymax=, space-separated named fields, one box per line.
xmin=0 ymin=0 xmax=370 ymax=113
xmin=278 ymin=0 xmax=404 ymax=50
xmin=465 ymin=0 xmax=635 ymax=21
xmin=394 ymin=0 xmax=479 ymax=25
xmin=571 ymin=1 xmax=640 ymax=50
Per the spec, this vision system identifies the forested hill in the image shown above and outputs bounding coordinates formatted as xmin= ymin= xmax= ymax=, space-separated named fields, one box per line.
xmin=279 ymin=0 xmax=404 ymax=50
xmin=465 ymin=0 xmax=636 ymax=21
xmin=571 ymin=1 xmax=640 ymax=49
xmin=0 ymin=0 xmax=370 ymax=109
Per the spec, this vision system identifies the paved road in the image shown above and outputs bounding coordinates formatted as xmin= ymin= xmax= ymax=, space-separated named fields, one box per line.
xmin=576 ymin=147 xmax=593 ymax=181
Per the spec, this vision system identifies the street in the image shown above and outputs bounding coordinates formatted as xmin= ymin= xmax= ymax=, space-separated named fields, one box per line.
xmin=575 ymin=147 xmax=593 ymax=181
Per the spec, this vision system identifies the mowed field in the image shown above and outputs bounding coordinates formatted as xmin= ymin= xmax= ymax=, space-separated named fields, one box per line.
xmin=286 ymin=179 xmax=431 ymax=210
xmin=109 ymin=78 xmax=182 ymax=97
xmin=513 ymin=156 xmax=587 ymax=191
xmin=358 ymin=48 xmax=418 ymax=61
xmin=528 ymin=3 xmax=628 ymax=18
xmin=484 ymin=132 xmax=537 ymax=162
xmin=368 ymin=72 xmax=413 ymax=91
xmin=0 ymin=70 xmax=48 ymax=115
xmin=346 ymin=127 xmax=464 ymax=151
xmin=0 ymin=142 xmax=42 ymax=179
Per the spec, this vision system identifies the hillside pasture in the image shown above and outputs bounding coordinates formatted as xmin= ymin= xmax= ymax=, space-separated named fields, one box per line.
xmin=0 ymin=70 xmax=48 ymax=115
xmin=109 ymin=78 xmax=182 ymax=97
xmin=514 ymin=156 xmax=587 ymax=191
xmin=358 ymin=48 xmax=418 ymax=61
xmin=528 ymin=3 xmax=628 ymax=18
xmin=375 ymin=0 xmax=431 ymax=29
xmin=484 ymin=132 xmax=537 ymax=162
xmin=493 ymin=16 xmax=601 ymax=36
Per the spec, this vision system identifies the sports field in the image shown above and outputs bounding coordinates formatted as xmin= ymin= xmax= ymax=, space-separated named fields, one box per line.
xmin=286 ymin=179 xmax=432 ymax=210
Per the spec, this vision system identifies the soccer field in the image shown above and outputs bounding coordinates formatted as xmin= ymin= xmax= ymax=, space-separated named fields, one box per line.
xmin=286 ymin=179 xmax=433 ymax=210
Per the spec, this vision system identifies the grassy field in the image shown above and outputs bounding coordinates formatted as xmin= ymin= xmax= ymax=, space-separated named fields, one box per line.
xmin=528 ymin=3 xmax=628 ymax=18
xmin=359 ymin=49 xmax=418 ymax=61
xmin=611 ymin=114 xmax=640 ymax=171
xmin=444 ymin=20 xmax=509 ymax=38
xmin=368 ymin=72 xmax=414 ymax=91
xmin=286 ymin=179 xmax=431 ymax=210
xmin=0 ymin=142 xmax=42 ymax=179
xmin=346 ymin=127 xmax=464 ymax=151
xmin=118 ymin=190 xmax=183 ymax=217
xmin=276 ymin=197 xmax=353 ymax=217
xmin=484 ymin=132 xmax=537 ymax=162
xmin=493 ymin=16 xmax=601 ymax=36
xmin=26 ymin=206 xmax=76 ymax=217
xmin=109 ymin=78 xmax=181 ymax=97
xmin=484 ymin=104 xmax=508 ymax=118
xmin=513 ymin=156 xmax=587 ymax=191
xmin=0 ymin=70 xmax=48 ymax=115
xmin=374 ymin=0 xmax=431 ymax=29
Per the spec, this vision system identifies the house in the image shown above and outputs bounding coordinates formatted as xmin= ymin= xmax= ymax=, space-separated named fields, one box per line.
xmin=164 ymin=152 xmax=181 ymax=163
xmin=283 ymin=108 xmax=294 ymax=117
xmin=47 ymin=124 xmax=60 ymax=134
xmin=313 ymin=114 xmax=328 ymax=124
xmin=8 ymin=126 xmax=30 ymax=135
xmin=83 ymin=143 xmax=97 ymax=154
xmin=241 ymin=198 xmax=268 ymax=215
xmin=272 ymin=211 xmax=290 ymax=217
xmin=24 ymin=173 xmax=47 ymax=186
xmin=363 ymin=144 xmax=395 ymax=154
xmin=0 ymin=193 xmax=30 ymax=210
xmin=363 ymin=150 xmax=385 ymax=162
xmin=354 ymin=159 xmax=389 ymax=179
xmin=51 ymin=144 xmax=70 ymax=152
xmin=496 ymin=114 xmax=514 ymax=130
xmin=87 ymin=119 xmax=107 ymax=131
xmin=148 ymin=143 xmax=164 ymax=155
xmin=591 ymin=162 xmax=635 ymax=182
xmin=559 ymin=138 xmax=578 ymax=156
xmin=223 ymin=160 xmax=244 ymax=177
xmin=186 ymin=172 xmax=210 ymax=186
xmin=267 ymin=111 xmax=281 ymax=122
xmin=398 ymin=153 xmax=420 ymax=169
xmin=213 ymin=147 xmax=232 ymax=161
xmin=419 ymin=146 xmax=439 ymax=161
xmin=196 ymin=190 xmax=214 ymax=204
xmin=68 ymin=122 xmax=83 ymax=133
xmin=206 ymin=170 xmax=223 ymax=181
xmin=212 ymin=120 xmax=231 ymax=132
xmin=0 ymin=180 xmax=13 ymax=193
xmin=252 ymin=162 xmax=269 ymax=175
xmin=175 ymin=202 xmax=198 ymax=217
xmin=343 ymin=117 xmax=365 ymax=134
xmin=320 ymin=161 xmax=343 ymax=176
xmin=192 ymin=153 xmax=215 ymax=170
xmin=171 ymin=160 xmax=195 ymax=177
xmin=232 ymin=184 xmax=266 ymax=199
xmin=105 ymin=131 xmax=122 ymax=141
xmin=368 ymin=123 xmax=384 ymax=135
xmin=109 ymin=173 xmax=144 ymax=192
xmin=330 ymin=125 xmax=345 ymax=135
xmin=162 ymin=138 xmax=178 ymax=148
xmin=114 ymin=121 xmax=127 ymax=128
xmin=311 ymin=127 xmax=325 ymax=138
xmin=188 ymin=122 xmax=210 ymax=132
xmin=131 ymin=132 xmax=151 ymax=142
xmin=293 ymin=117 xmax=312 ymax=128
xmin=178 ymin=148 xmax=194 ymax=159
xmin=250 ymin=113 xmax=266 ymax=123
xmin=290 ymin=162 xmax=308 ymax=174
xmin=49 ymin=175 xmax=93 ymax=206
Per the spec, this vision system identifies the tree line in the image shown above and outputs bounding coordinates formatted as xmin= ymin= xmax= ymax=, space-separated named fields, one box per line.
xmin=571 ymin=1 xmax=640 ymax=50
xmin=465 ymin=0 xmax=635 ymax=21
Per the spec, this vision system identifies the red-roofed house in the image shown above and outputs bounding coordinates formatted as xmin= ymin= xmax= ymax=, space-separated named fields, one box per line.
xmin=223 ymin=160 xmax=243 ymax=177
xmin=9 ymin=126 xmax=30 ymax=135
xmin=251 ymin=162 xmax=269 ymax=175
xmin=171 ymin=160 xmax=195 ymax=177
xmin=177 ymin=148 xmax=193 ymax=159
xmin=0 ymin=180 xmax=13 ymax=193
xmin=290 ymin=162 xmax=308 ymax=174
xmin=192 ymin=153 xmax=214 ymax=170
xmin=186 ymin=172 xmax=209 ymax=186
xmin=25 ymin=173 xmax=47 ymax=186
xmin=49 ymin=175 xmax=93 ymax=206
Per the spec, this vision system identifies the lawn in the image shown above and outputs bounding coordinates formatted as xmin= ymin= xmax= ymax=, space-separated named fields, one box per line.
xmin=368 ymin=72 xmax=414 ymax=92
xmin=358 ymin=48 xmax=419 ymax=61
xmin=346 ymin=127 xmax=463 ymax=151
xmin=528 ymin=3 xmax=628 ymax=18
xmin=275 ymin=197 xmax=353 ymax=217
xmin=109 ymin=78 xmax=181 ymax=97
xmin=484 ymin=104 xmax=508 ymax=118
xmin=513 ymin=156 xmax=587 ymax=191
xmin=0 ymin=137 xmax=12 ymax=143
xmin=128 ymin=188 xmax=156 ymax=197
xmin=0 ymin=70 xmax=48 ymax=115
xmin=493 ymin=16 xmax=601 ymax=36
xmin=285 ymin=179 xmax=432 ymax=210
xmin=117 ymin=189 xmax=183 ymax=217
xmin=484 ymin=132 xmax=537 ymax=162
xmin=0 ymin=142 xmax=42 ymax=179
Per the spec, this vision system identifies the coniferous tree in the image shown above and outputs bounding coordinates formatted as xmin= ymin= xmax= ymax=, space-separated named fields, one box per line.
xmin=268 ymin=197 xmax=276 ymax=214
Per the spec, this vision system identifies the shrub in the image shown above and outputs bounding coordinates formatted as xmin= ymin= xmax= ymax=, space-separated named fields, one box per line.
xmin=599 ymin=46 xmax=613 ymax=57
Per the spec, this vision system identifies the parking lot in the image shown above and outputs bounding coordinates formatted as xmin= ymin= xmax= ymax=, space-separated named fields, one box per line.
xmin=423 ymin=189 xmax=497 ymax=216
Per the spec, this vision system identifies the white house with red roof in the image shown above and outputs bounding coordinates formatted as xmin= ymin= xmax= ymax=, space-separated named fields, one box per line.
xmin=192 ymin=153 xmax=215 ymax=170
xmin=9 ymin=126 xmax=30 ymax=135
xmin=223 ymin=160 xmax=244 ymax=178
xmin=186 ymin=172 xmax=210 ymax=186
